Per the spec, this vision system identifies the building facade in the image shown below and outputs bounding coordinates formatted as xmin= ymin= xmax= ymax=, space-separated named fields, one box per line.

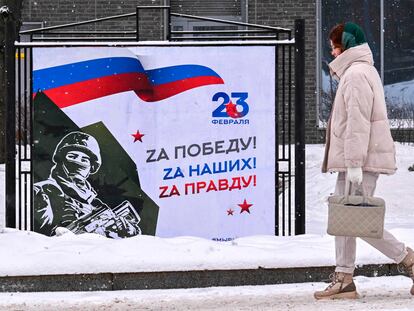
xmin=21 ymin=0 xmax=413 ymax=143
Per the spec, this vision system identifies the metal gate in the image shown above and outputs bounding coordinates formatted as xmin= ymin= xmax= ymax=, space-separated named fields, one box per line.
xmin=3 ymin=6 xmax=305 ymax=236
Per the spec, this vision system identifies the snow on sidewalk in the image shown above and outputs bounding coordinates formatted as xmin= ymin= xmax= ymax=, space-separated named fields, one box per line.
xmin=0 ymin=276 xmax=413 ymax=311
xmin=1 ymin=227 xmax=414 ymax=276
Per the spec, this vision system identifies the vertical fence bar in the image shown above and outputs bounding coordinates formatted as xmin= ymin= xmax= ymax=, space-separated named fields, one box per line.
xmin=294 ymin=19 xmax=306 ymax=235
xmin=282 ymin=43 xmax=286 ymax=236
xmin=274 ymin=35 xmax=279 ymax=236
xmin=282 ymin=45 xmax=286 ymax=159
xmin=23 ymin=44 xmax=28 ymax=230
xmin=24 ymin=45 xmax=28 ymax=229
xmin=288 ymin=31 xmax=292 ymax=236
xmin=23 ymin=47 xmax=27 ymax=161
xmin=279 ymin=33 xmax=286 ymax=236
xmin=282 ymin=171 xmax=285 ymax=236
xmin=17 ymin=47 xmax=22 ymax=229
xmin=23 ymin=173 xmax=27 ymax=230
xmin=29 ymin=46 xmax=34 ymax=230
xmin=5 ymin=11 xmax=17 ymax=228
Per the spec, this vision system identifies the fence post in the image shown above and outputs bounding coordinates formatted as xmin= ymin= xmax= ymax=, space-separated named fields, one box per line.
xmin=4 ymin=6 xmax=17 ymax=228
xmin=294 ymin=19 xmax=306 ymax=235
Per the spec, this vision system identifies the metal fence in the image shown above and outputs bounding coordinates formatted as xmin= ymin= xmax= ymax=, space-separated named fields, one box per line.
xmin=3 ymin=6 xmax=305 ymax=236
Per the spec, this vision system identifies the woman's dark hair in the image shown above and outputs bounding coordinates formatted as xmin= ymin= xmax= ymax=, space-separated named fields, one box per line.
xmin=329 ymin=23 xmax=344 ymax=50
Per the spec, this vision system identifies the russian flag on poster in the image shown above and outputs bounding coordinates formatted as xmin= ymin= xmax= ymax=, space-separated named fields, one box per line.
xmin=33 ymin=55 xmax=224 ymax=108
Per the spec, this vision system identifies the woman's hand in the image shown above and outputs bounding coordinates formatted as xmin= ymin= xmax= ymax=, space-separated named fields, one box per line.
xmin=347 ymin=167 xmax=363 ymax=184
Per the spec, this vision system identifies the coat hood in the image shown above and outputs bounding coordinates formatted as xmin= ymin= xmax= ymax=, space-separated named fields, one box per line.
xmin=329 ymin=43 xmax=373 ymax=80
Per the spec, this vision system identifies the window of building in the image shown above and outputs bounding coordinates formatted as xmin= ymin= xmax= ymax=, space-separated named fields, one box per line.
xmin=318 ymin=0 xmax=414 ymax=127
xmin=384 ymin=0 xmax=414 ymax=127
xmin=170 ymin=0 xmax=247 ymax=37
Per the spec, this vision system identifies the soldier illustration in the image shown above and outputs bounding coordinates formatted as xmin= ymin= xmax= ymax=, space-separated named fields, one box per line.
xmin=33 ymin=131 xmax=142 ymax=239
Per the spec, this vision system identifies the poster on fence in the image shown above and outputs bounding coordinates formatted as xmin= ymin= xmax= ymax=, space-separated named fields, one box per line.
xmin=32 ymin=45 xmax=276 ymax=240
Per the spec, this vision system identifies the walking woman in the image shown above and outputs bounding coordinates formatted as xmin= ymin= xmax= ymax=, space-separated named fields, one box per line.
xmin=314 ymin=22 xmax=414 ymax=300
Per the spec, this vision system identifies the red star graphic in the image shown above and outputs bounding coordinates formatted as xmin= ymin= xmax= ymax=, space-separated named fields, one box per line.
xmin=238 ymin=199 xmax=253 ymax=214
xmin=131 ymin=130 xmax=145 ymax=142
xmin=227 ymin=209 xmax=234 ymax=216
xmin=225 ymin=101 xmax=241 ymax=119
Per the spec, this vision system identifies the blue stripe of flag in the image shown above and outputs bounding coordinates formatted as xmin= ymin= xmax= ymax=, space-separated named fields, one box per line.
xmin=33 ymin=57 xmax=145 ymax=91
xmin=145 ymin=65 xmax=221 ymax=85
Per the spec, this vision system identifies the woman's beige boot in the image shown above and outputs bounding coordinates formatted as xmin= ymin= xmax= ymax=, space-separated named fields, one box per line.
xmin=401 ymin=247 xmax=414 ymax=295
xmin=314 ymin=272 xmax=359 ymax=300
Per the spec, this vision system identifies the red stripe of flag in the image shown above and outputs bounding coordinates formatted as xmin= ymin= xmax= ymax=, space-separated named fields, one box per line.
xmin=41 ymin=72 xmax=151 ymax=108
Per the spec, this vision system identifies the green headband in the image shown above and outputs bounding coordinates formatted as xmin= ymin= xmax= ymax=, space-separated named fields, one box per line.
xmin=342 ymin=22 xmax=367 ymax=50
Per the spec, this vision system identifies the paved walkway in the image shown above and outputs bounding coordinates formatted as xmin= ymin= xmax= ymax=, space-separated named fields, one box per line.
xmin=1 ymin=276 xmax=413 ymax=311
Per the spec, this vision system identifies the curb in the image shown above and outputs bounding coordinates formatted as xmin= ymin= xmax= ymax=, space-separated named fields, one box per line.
xmin=0 ymin=263 xmax=404 ymax=292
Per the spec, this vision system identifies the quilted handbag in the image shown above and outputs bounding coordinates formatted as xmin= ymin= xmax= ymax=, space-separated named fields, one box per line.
xmin=327 ymin=181 xmax=385 ymax=239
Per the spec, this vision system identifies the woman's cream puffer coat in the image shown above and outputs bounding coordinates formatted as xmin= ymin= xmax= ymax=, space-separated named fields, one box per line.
xmin=322 ymin=43 xmax=396 ymax=175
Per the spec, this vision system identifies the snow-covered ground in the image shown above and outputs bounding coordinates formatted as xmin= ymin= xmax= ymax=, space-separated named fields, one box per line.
xmin=2 ymin=226 xmax=413 ymax=276
xmin=0 ymin=144 xmax=414 ymax=276
xmin=385 ymin=79 xmax=414 ymax=108
xmin=0 ymin=276 xmax=413 ymax=311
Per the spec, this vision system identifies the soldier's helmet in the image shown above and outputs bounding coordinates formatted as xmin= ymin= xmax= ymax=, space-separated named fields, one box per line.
xmin=53 ymin=131 xmax=102 ymax=174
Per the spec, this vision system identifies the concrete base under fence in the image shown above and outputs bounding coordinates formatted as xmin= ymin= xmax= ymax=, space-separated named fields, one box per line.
xmin=0 ymin=263 xmax=403 ymax=292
